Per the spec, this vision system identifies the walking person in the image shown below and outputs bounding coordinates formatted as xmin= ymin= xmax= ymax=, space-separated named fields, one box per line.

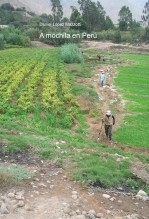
xmin=99 ymin=71 xmax=105 ymax=87
xmin=102 ymin=110 xmax=115 ymax=143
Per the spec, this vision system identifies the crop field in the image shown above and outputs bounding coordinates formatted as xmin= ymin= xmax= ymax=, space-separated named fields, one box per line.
xmin=114 ymin=53 xmax=149 ymax=147
xmin=0 ymin=48 xmax=78 ymax=129
xmin=0 ymin=47 xmax=149 ymax=194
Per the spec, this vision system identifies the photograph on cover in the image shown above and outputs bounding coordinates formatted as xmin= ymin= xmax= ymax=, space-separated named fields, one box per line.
xmin=0 ymin=1 xmax=149 ymax=219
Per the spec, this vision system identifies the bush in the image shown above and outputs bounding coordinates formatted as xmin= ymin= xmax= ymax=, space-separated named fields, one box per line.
xmin=21 ymin=35 xmax=31 ymax=47
xmin=61 ymin=43 xmax=84 ymax=63
xmin=1 ymin=28 xmax=31 ymax=47
xmin=0 ymin=34 xmax=5 ymax=49
xmin=7 ymin=33 xmax=22 ymax=45
xmin=121 ymin=31 xmax=133 ymax=43
xmin=25 ymin=28 xmax=39 ymax=40
xmin=112 ymin=31 xmax=121 ymax=43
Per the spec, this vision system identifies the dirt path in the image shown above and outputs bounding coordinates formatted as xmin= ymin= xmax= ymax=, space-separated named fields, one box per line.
xmin=31 ymin=41 xmax=54 ymax=48
xmin=1 ymin=159 xmax=149 ymax=219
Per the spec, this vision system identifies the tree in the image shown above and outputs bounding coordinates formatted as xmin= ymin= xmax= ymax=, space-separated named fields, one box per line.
xmin=61 ymin=17 xmax=69 ymax=23
xmin=105 ymin=16 xmax=115 ymax=30
xmin=78 ymin=0 xmax=106 ymax=31
xmin=142 ymin=0 xmax=149 ymax=26
xmin=1 ymin=3 xmax=15 ymax=11
xmin=40 ymin=13 xmax=53 ymax=23
xmin=141 ymin=1 xmax=149 ymax=42
xmin=70 ymin=6 xmax=87 ymax=30
xmin=16 ymin=7 xmax=26 ymax=12
xmin=50 ymin=0 xmax=63 ymax=23
xmin=0 ymin=34 xmax=5 ymax=50
xmin=118 ymin=6 xmax=132 ymax=31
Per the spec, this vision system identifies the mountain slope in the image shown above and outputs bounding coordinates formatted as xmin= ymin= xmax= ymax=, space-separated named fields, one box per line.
xmin=0 ymin=0 xmax=146 ymax=22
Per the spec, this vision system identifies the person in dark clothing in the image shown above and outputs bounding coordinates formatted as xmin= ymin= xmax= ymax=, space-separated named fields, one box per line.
xmin=97 ymin=55 xmax=101 ymax=61
xmin=102 ymin=110 xmax=115 ymax=142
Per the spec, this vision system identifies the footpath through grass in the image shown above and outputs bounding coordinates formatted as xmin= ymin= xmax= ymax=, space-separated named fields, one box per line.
xmin=114 ymin=53 xmax=149 ymax=147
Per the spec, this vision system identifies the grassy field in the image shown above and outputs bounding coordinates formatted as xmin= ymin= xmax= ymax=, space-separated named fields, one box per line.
xmin=0 ymin=48 xmax=149 ymax=194
xmin=114 ymin=53 xmax=149 ymax=147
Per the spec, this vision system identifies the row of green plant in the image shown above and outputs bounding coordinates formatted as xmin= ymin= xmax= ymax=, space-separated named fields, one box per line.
xmin=0 ymin=48 xmax=79 ymax=128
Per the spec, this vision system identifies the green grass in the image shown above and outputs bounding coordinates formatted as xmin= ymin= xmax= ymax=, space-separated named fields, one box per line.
xmin=0 ymin=164 xmax=33 ymax=181
xmin=125 ymin=95 xmax=149 ymax=113
xmin=114 ymin=115 xmax=149 ymax=147
xmin=114 ymin=53 xmax=149 ymax=147
xmin=73 ymin=153 xmax=131 ymax=187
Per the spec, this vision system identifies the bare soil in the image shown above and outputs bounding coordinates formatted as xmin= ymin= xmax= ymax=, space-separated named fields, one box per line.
xmin=1 ymin=41 xmax=149 ymax=219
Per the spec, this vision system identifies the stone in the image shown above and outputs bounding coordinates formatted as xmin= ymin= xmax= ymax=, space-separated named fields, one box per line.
xmin=137 ymin=190 xmax=147 ymax=197
xmin=82 ymin=211 xmax=87 ymax=215
xmin=15 ymin=195 xmax=24 ymax=200
xmin=24 ymin=204 xmax=33 ymax=211
xmin=96 ymin=212 xmax=104 ymax=218
xmin=7 ymin=193 xmax=15 ymax=198
xmin=102 ymin=194 xmax=110 ymax=199
xmin=71 ymin=215 xmax=86 ymax=219
xmin=110 ymin=197 xmax=116 ymax=202
xmin=72 ymin=191 xmax=78 ymax=195
xmin=88 ymin=209 xmax=96 ymax=216
xmin=17 ymin=201 xmax=25 ymax=207
xmin=1 ymin=195 xmax=10 ymax=203
xmin=38 ymin=183 xmax=47 ymax=188
xmin=136 ymin=190 xmax=149 ymax=201
xmin=72 ymin=195 xmax=78 ymax=200
xmin=0 ymin=202 xmax=9 ymax=214
xmin=63 ymin=206 xmax=71 ymax=214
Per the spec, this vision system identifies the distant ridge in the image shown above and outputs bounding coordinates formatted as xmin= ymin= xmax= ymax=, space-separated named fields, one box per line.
xmin=0 ymin=0 xmax=146 ymax=22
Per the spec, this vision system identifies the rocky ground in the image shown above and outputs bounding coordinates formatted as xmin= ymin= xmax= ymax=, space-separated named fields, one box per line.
xmin=0 ymin=155 xmax=149 ymax=219
xmin=0 ymin=41 xmax=149 ymax=219
xmin=0 ymin=157 xmax=149 ymax=219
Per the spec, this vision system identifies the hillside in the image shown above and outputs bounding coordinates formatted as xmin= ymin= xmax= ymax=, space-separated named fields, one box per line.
xmin=0 ymin=0 xmax=147 ymax=22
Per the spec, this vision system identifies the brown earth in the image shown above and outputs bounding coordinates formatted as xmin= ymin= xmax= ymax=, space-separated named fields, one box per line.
xmin=0 ymin=41 xmax=149 ymax=219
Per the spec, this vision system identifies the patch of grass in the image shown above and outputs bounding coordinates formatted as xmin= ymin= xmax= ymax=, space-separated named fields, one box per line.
xmin=0 ymin=164 xmax=33 ymax=181
xmin=125 ymin=95 xmax=149 ymax=113
xmin=0 ymin=172 xmax=17 ymax=191
xmin=114 ymin=53 xmax=149 ymax=147
xmin=66 ymin=62 xmax=94 ymax=78
xmin=72 ymin=152 xmax=134 ymax=188
xmin=114 ymin=115 xmax=149 ymax=147
xmin=116 ymin=84 xmax=149 ymax=96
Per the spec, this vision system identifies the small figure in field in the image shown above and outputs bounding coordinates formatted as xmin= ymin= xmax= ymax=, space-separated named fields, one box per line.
xmin=97 ymin=54 xmax=101 ymax=61
xmin=102 ymin=110 xmax=115 ymax=143
xmin=97 ymin=54 xmax=105 ymax=61
xmin=99 ymin=71 xmax=105 ymax=87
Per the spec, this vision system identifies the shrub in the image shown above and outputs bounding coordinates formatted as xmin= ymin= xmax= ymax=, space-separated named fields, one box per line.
xmin=21 ymin=35 xmax=31 ymax=47
xmin=121 ymin=31 xmax=133 ymax=43
xmin=7 ymin=33 xmax=22 ymax=45
xmin=0 ymin=34 xmax=5 ymax=49
xmin=25 ymin=28 xmax=39 ymax=40
xmin=61 ymin=43 xmax=84 ymax=63
xmin=112 ymin=31 xmax=121 ymax=43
